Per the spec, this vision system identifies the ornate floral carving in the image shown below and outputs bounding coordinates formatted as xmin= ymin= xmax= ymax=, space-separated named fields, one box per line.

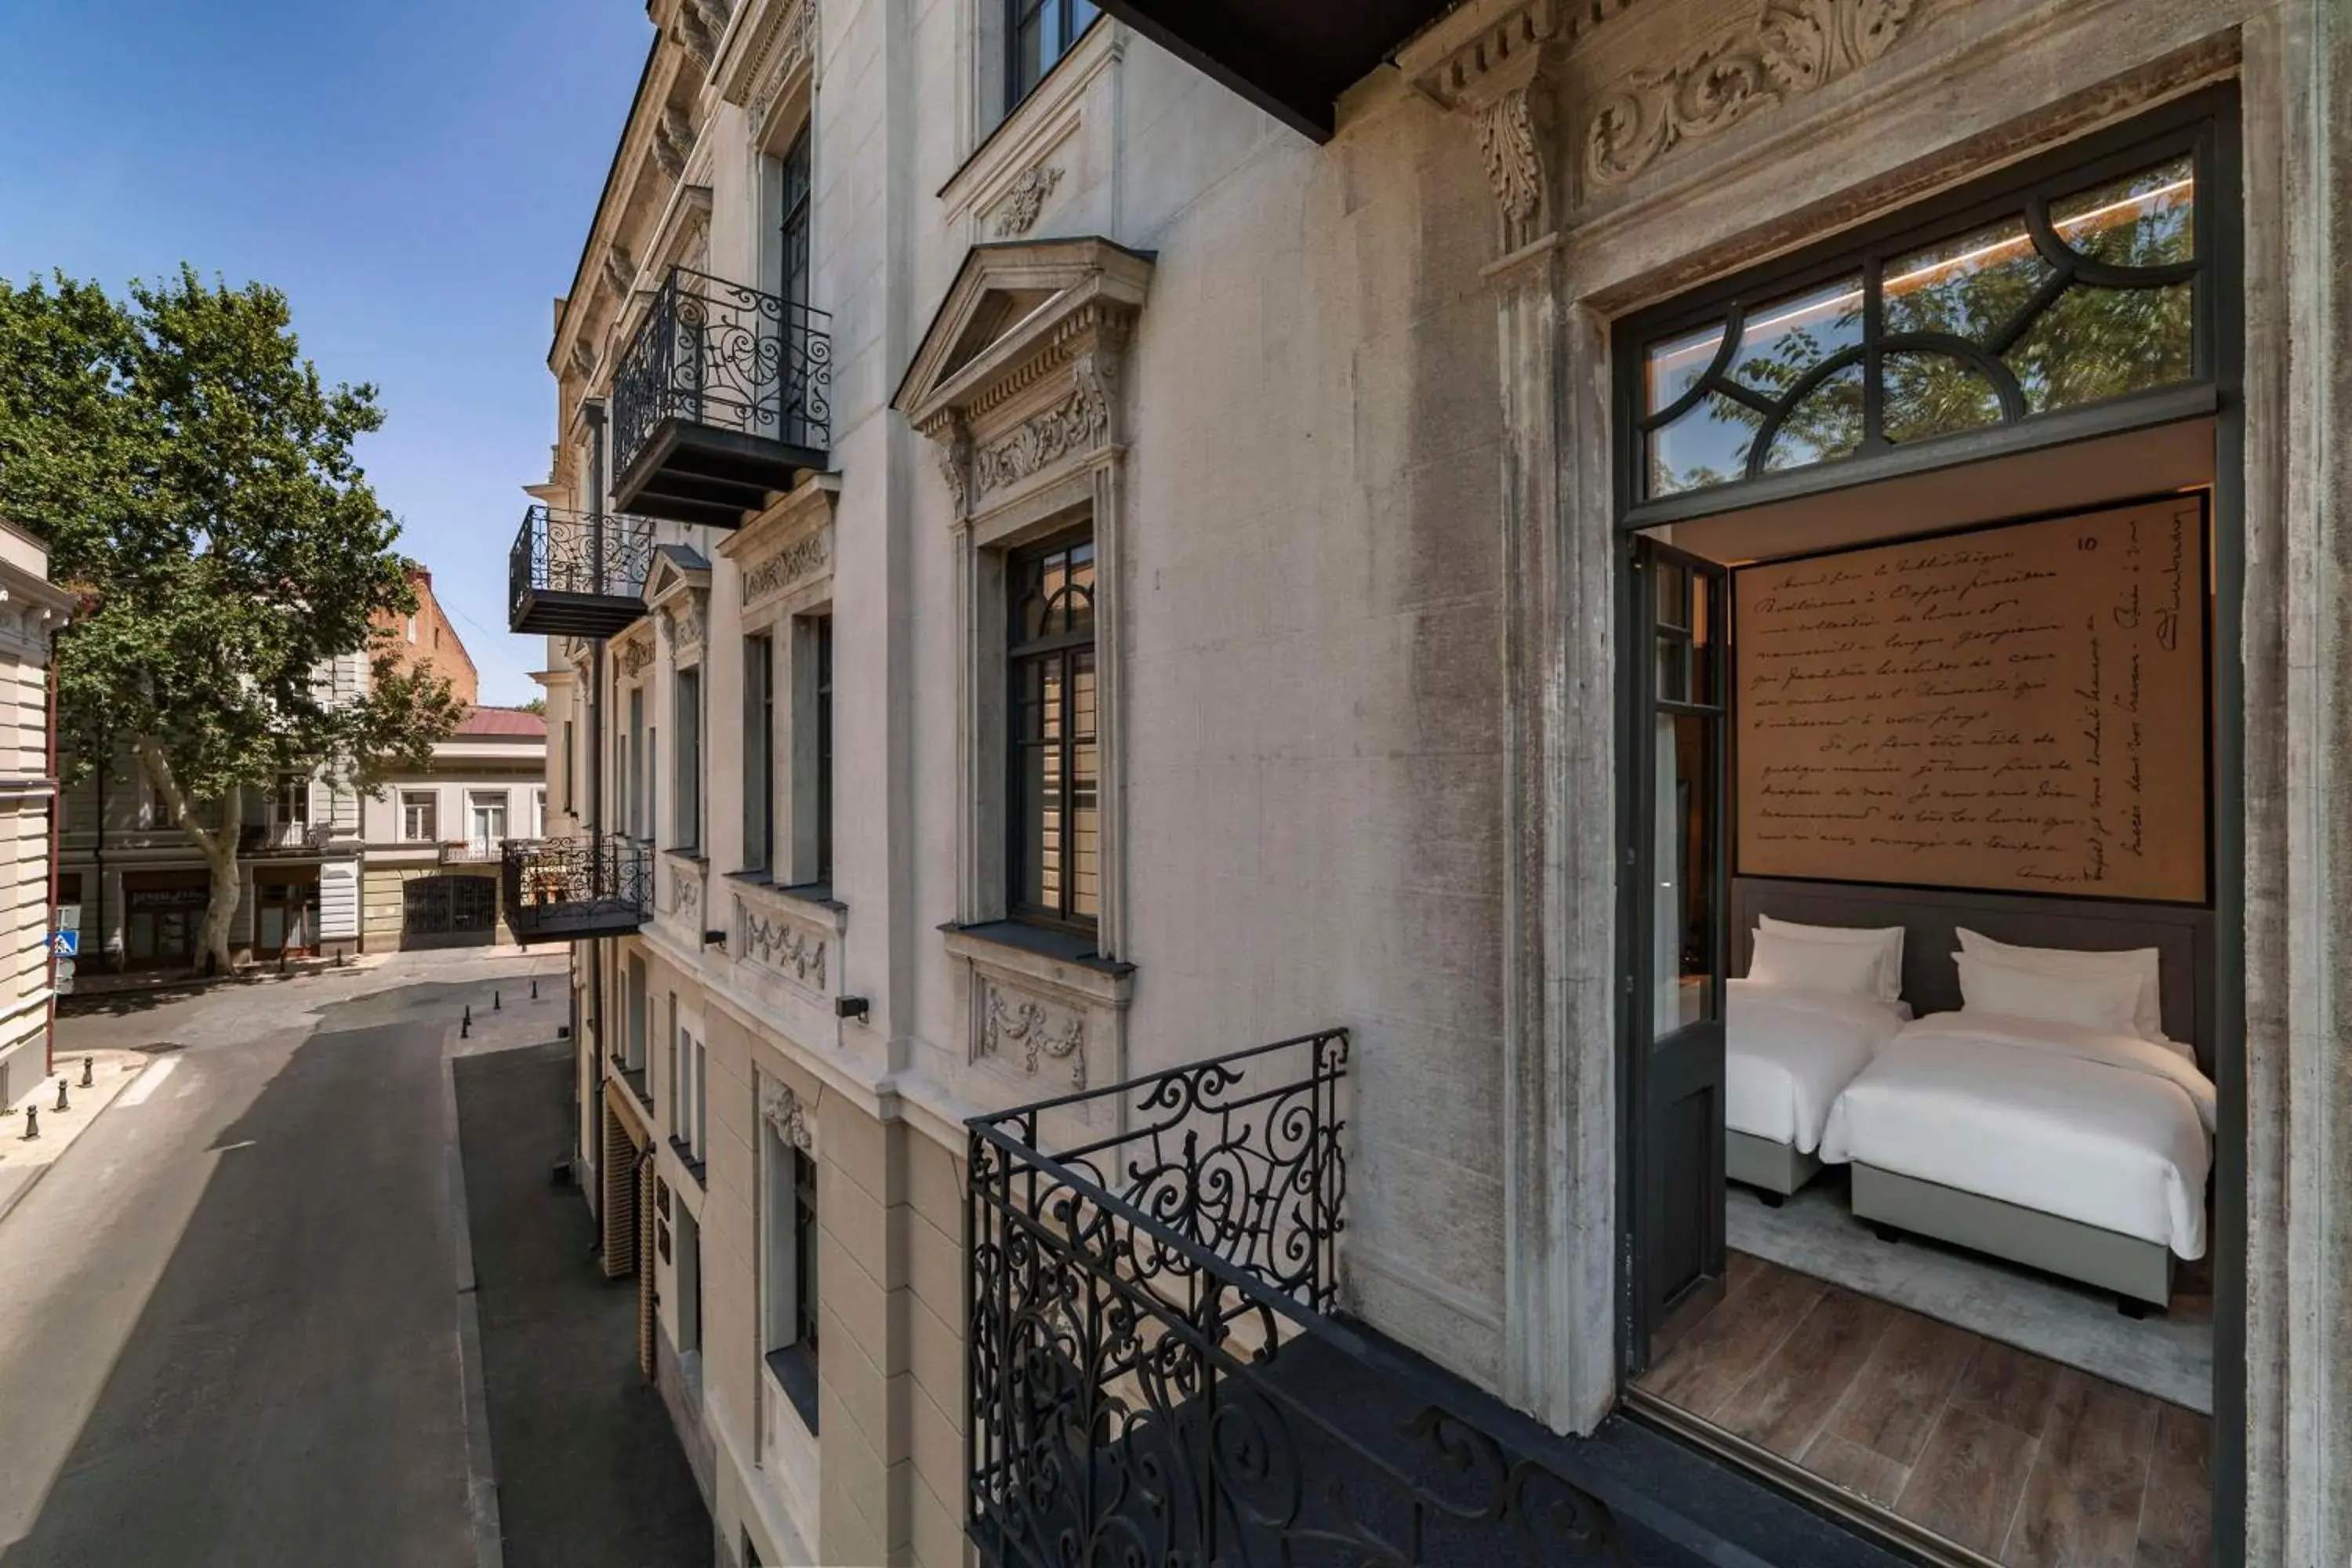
xmin=978 ymin=982 xmax=1086 ymax=1088
xmin=759 ymin=1075 xmax=814 ymax=1151
xmin=974 ymin=365 xmax=1111 ymax=496
xmin=1584 ymin=0 xmax=1918 ymax=187
xmin=741 ymin=898 xmax=828 ymax=988
xmin=617 ymin=637 xmax=655 ymax=677
xmin=740 ymin=530 xmax=829 ymax=604
xmin=991 ymin=165 xmax=1063 ymax=238
xmin=670 ymin=864 xmax=702 ymax=920
xmin=937 ymin=424 xmax=971 ymax=512
xmin=1475 ymin=89 xmax=1548 ymax=240
xmin=658 ymin=595 xmax=707 ymax=652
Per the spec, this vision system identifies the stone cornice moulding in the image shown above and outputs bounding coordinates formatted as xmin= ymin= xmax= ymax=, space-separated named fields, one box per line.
xmin=550 ymin=37 xmax=693 ymax=377
xmin=1399 ymin=0 xmax=1578 ymax=249
xmin=894 ymin=237 xmax=1153 ymax=520
xmin=719 ymin=0 xmax=820 ymax=142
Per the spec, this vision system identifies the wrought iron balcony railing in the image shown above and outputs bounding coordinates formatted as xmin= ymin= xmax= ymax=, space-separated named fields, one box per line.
xmin=499 ymin=834 xmax=649 ymax=944
xmin=610 ymin=267 xmax=833 ymax=528
xmin=509 ymin=505 xmax=655 ymax=638
xmin=967 ymin=1033 xmax=1631 ymax=1568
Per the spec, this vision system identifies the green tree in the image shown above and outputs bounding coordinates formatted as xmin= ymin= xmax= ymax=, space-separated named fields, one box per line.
xmin=0 ymin=267 xmax=463 ymax=974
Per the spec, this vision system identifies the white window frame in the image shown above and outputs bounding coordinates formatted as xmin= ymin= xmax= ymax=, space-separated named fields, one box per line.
xmin=401 ymin=790 xmax=437 ymax=842
xmin=466 ymin=790 xmax=508 ymax=852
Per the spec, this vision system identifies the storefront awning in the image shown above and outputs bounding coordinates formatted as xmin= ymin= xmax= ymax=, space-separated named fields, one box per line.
xmin=1095 ymin=0 xmax=1455 ymax=140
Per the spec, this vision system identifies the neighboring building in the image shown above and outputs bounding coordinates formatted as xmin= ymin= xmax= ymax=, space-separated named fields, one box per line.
xmin=375 ymin=561 xmax=479 ymax=706
xmin=359 ymin=704 xmax=547 ymax=950
xmin=0 ymin=521 xmax=71 ymax=1105
xmin=512 ymin=5 xmax=2350 ymax=1568
xmin=56 ymin=650 xmax=369 ymax=971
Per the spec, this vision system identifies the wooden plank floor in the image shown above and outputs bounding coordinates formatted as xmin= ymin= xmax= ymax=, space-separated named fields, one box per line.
xmin=1634 ymin=1253 xmax=2212 ymax=1566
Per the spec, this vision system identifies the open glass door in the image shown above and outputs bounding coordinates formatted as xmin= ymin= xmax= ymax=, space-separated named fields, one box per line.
xmin=1626 ymin=539 xmax=1730 ymax=1370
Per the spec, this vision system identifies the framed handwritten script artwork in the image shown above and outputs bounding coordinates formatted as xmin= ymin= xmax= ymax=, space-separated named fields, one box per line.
xmin=1733 ymin=495 xmax=2209 ymax=903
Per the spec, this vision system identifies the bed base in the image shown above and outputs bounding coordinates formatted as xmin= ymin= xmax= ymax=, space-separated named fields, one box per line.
xmin=1850 ymin=1163 xmax=2176 ymax=1309
xmin=1725 ymin=1131 xmax=1822 ymax=1203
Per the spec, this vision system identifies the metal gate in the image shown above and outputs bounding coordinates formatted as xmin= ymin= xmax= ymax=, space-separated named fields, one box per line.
xmin=401 ymin=874 xmax=498 ymax=947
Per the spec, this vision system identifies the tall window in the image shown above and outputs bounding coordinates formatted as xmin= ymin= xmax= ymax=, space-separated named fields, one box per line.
xmin=401 ymin=791 xmax=437 ymax=842
xmin=777 ymin=128 xmax=811 ymax=310
xmin=467 ymin=790 xmax=508 ymax=852
xmin=626 ymin=688 xmax=646 ymax=838
xmin=667 ymin=992 xmax=681 ymax=1136
xmin=624 ymin=953 xmax=648 ymax=1073
xmin=744 ymin=633 xmax=774 ymax=873
xmin=813 ymin=616 xmax=833 ymax=884
xmin=1008 ymin=0 xmax=1098 ymax=109
xmin=674 ymin=667 xmax=702 ymax=850
xmin=275 ymin=771 xmax=310 ymax=826
xmin=1008 ymin=532 xmax=1098 ymax=927
xmin=762 ymin=1117 xmax=820 ymax=1432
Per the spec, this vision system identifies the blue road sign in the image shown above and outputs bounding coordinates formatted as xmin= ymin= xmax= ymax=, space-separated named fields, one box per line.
xmin=50 ymin=930 xmax=78 ymax=958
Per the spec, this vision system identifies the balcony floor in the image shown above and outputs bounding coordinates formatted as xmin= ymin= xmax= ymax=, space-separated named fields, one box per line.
xmin=614 ymin=417 xmax=826 ymax=530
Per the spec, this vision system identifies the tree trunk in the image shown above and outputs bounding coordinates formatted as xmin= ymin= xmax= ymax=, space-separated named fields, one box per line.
xmin=136 ymin=743 xmax=243 ymax=976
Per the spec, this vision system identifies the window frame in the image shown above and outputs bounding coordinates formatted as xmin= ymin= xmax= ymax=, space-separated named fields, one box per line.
xmin=1615 ymin=102 xmax=2220 ymax=529
xmin=673 ymin=663 xmax=703 ymax=854
xmin=744 ymin=632 xmax=775 ymax=874
xmin=1005 ymin=0 xmax=1100 ymax=114
xmin=400 ymin=789 xmax=437 ymax=844
xmin=1004 ymin=527 xmax=1099 ymax=931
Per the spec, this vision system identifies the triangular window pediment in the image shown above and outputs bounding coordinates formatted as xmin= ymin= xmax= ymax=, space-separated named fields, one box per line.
xmin=895 ymin=238 xmax=1154 ymax=433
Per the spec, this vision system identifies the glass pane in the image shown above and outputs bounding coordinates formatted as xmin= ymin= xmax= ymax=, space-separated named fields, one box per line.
xmin=1653 ymin=557 xmax=1689 ymax=629
xmin=2004 ymin=281 xmax=2193 ymax=414
xmin=1647 ymin=391 xmax=1758 ymax=497
xmin=1653 ymin=710 xmax=1716 ymax=1039
xmin=1729 ymin=276 xmax=1863 ymax=401
xmin=1760 ymin=363 xmax=1865 ymax=473
xmin=2051 ymin=154 xmax=2194 ymax=268
xmin=1656 ymin=635 xmax=1690 ymax=705
xmin=1884 ymin=216 xmax=2053 ymax=343
xmin=1644 ymin=321 xmax=1725 ymax=416
xmin=1883 ymin=349 xmax=2005 ymax=442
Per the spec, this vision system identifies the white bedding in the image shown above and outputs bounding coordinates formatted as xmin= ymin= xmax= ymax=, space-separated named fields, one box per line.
xmin=1723 ymin=982 xmax=1909 ymax=1155
xmin=1820 ymin=1012 xmax=2217 ymax=1258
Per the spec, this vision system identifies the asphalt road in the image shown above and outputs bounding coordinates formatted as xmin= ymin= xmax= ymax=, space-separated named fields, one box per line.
xmin=0 ymin=950 xmax=557 ymax=1568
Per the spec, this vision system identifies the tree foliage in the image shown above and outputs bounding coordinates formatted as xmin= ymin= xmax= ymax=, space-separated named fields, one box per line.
xmin=0 ymin=267 xmax=464 ymax=971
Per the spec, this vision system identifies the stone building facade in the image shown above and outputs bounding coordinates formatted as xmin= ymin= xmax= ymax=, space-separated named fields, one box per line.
xmin=514 ymin=0 xmax=2351 ymax=1563
xmin=0 ymin=521 xmax=71 ymax=1107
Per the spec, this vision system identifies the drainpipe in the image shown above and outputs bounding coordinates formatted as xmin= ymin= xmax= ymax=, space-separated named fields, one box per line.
xmin=44 ymin=634 xmax=60 ymax=1075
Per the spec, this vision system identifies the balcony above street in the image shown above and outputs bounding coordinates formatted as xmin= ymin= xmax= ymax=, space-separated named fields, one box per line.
xmin=499 ymin=835 xmax=648 ymax=944
xmin=611 ymin=267 xmax=831 ymax=530
xmin=508 ymin=504 xmax=654 ymax=638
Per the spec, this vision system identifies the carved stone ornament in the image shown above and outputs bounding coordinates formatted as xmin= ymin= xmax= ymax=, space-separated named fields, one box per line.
xmin=740 ymin=898 xmax=828 ymax=989
xmin=758 ymin=1075 xmax=814 ymax=1151
xmin=658 ymin=595 xmax=707 ymax=652
xmin=740 ymin=529 xmax=829 ymax=604
xmin=671 ymin=864 xmax=702 ymax=920
xmin=568 ymin=340 xmax=596 ymax=381
xmin=602 ymin=246 xmax=637 ymax=299
xmin=748 ymin=0 xmax=821 ymax=132
xmin=674 ymin=0 xmax=719 ymax=68
xmin=991 ymin=165 xmax=1063 ymax=238
xmin=1475 ymin=89 xmax=1548 ymax=237
xmin=938 ymin=425 xmax=971 ymax=512
xmin=973 ymin=354 xmax=1112 ymax=496
xmin=1584 ymin=0 xmax=1919 ymax=187
xmin=977 ymin=980 xmax=1087 ymax=1088
xmin=617 ymin=637 xmax=655 ymax=677
xmin=654 ymin=104 xmax=694 ymax=178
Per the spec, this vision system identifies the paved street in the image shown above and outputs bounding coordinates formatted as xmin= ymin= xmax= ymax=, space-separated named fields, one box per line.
xmin=0 ymin=949 xmax=701 ymax=1568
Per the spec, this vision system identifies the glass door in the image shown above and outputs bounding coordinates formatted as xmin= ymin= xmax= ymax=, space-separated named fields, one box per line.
xmin=1626 ymin=539 xmax=1731 ymax=1369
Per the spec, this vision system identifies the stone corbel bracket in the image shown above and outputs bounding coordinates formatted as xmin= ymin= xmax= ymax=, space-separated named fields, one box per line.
xmin=1399 ymin=0 xmax=1572 ymax=253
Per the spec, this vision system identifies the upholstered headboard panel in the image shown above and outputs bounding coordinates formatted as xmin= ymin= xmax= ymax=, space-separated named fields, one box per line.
xmin=1730 ymin=878 xmax=2216 ymax=1073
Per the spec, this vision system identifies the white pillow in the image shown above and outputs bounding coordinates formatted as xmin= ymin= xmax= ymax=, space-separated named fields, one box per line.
xmin=1758 ymin=915 xmax=1904 ymax=1007
xmin=1747 ymin=929 xmax=1885 ymax=999
xmin=1955 ymin=929 xmax=2165 ymax=1044
xmin=1953 ymin=952 xmax=2143 ymax=1036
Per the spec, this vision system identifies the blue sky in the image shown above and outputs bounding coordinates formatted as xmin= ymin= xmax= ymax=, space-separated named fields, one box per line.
xmin=0 ymin=0 xmax=653 ymax=705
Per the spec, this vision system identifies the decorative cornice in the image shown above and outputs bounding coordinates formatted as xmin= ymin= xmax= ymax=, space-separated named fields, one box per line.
xmin=658 ymin=594 xmax=707 ymax=655
xmin=742 ymin=0 xmax=821 ymax=132
xmin=654 ymin=104 xmax=695 ymax=179
xmin=991 ymin=165 xmax=1063 ymax=238
xmin=1405 ymin=1 xmax=1565 ymax=245
xmin=602 ymin=246 xmax=637 ymax=299
xmin=972 ymin=376 xmax=1109 ymax=497
xmin=1584 ymin=0 xmax=1921 ymax=187
xmin=617 ymin=637 xmax=655 ymax=678
xmin=758 ymin=1073 xmax=815 ymax=1150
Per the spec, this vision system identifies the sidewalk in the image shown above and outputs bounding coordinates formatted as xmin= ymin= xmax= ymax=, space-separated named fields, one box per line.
xmin=58 ymin=952 xmax=390 ymax=1016
xmin=0 ymin=1047 xmax=158 ymax=1225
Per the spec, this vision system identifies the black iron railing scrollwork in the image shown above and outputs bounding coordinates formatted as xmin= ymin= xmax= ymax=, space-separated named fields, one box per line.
xmin=611 ymin=266 xmax=833 ymax=476
xmin=510 ymin=505 xmax=655 ymax=615
xmin=498 ymin=835 xmax=649 ymax=938
xmin=967 ymin=1032 xmax=1630 ymax=1568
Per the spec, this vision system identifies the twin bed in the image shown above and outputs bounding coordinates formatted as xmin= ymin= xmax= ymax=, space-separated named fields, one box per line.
xmin=1722 ymin=881 xmax=2218 ymax=1311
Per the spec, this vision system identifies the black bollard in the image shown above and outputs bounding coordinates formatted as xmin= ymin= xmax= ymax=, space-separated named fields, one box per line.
xmin=55 ymin=1078 xmax=68 ymax=1113
xmin=462 ymin=1004 xmax=472 ymax=1040
xmin=22 ymin=1104 xmax=36 ymax=1140
xmin=530 ymin=978 xmax=539 ymax=1001
xmin=493 ymin=990 xmax=501 ymax=1011
xmin=80 ymin=1056 xmax=93 ymax=1088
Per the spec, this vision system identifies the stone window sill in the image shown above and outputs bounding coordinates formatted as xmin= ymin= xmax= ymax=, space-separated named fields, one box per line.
xmin=764 ymin=1345 xmax=820 ymax=1436
xmin=941 ymin=919 xmax=1134 ymax=1007
xmin=726 ymin=870 xmax=847 ymax=930
xmin=668 ymin=1135 xmax=707 ymax=1189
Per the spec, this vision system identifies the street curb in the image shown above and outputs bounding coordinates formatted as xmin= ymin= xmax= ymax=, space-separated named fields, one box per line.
xmin=0 ymin=1052 xmax=151 ymax=1230
xmin=442 ymin=1036 xmax=506 ymax=1568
